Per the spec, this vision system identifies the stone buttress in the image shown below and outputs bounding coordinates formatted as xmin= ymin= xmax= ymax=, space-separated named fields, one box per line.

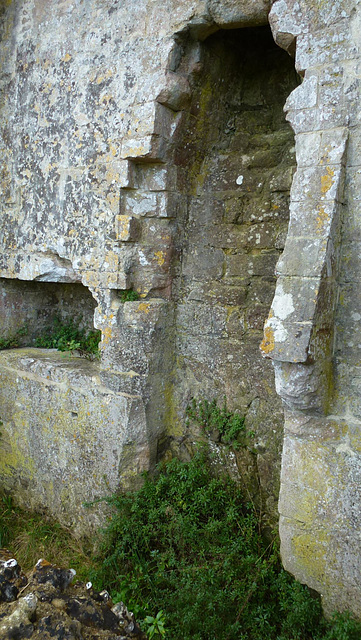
xmin=262 ymin=0 xmax=361 ymax=618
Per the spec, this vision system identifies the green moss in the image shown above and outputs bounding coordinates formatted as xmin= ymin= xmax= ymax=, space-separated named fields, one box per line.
xmin=118 ymin=288 xmax=140 ymax=302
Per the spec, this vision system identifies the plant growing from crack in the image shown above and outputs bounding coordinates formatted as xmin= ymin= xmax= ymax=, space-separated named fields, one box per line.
xmin=186 ymin=396 xmax=253 ymax=449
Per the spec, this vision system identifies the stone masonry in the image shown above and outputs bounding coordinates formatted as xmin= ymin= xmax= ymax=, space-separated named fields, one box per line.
xmin=261 ymin=0 xmax=361 ymax=619
xmin=1 ymin=0 xmax=361 ymax=618
xmin=0 ymin=0 xmax=295 ymax=531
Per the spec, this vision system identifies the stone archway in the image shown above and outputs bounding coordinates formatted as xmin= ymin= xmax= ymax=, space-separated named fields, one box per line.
xmin=161 ymin=25 xmax=300 ymax=516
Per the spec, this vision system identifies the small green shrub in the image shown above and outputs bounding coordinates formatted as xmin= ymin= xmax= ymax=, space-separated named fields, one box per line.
xmin=90 ymin=450 xmax=361 ymax=639
xmin=186 ymin=397 xmax=251 ymax=449
xmin=0 ymin=325 xmax=28 ymax=350
xmin=143 ymin=610 xmax=166 ymax=639
xmin=119 ymin=289 xmax=140 ymax=302
xmin=35 ymin=317 xmax=101 ymax=359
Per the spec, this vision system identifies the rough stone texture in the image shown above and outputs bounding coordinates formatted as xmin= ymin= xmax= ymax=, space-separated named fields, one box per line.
xmin=0 ymin=553 xmax=146 ymax=639
xmin=0 ymin=0 xmax=295 ymax=532
xmin=0 ymin=348 xmax=151 ymax=532
xmin=169 ymin=27 xmax=298 ymax=514
xmin=3 ymin=0 xmax=361 ymax=618
xmin=261 ymin=0 xmax=361 ymax=620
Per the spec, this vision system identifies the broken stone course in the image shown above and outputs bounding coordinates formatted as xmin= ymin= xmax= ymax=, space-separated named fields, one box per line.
xmin=261 ymin=0 xmax=361 ymax=620
xmin=0 ymin=0 xmax=297 ymax=531
xmin=3 ymin=0 xmax=361 ymax=621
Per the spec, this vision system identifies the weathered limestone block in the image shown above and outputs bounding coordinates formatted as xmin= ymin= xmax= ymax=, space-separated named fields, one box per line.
xmin=0 ymin=0 xmax=301 ymax=533
xmin=263 ymin=0 xmax=361 ymax=619
xmin=0 ymin=349 xmax=151 ymax=533
xmin=115 ymin=215 xmax=140 ymax=243
xmin=206 ymin=0 xmax=271 ymax=28
xmin=279 ymin=413 xmax=361 ymax=616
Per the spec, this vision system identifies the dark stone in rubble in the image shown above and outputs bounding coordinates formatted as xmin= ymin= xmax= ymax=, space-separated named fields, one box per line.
xmin=32 ymin=614 xmax=81 ymax=639
xmin=0 ymin=559 xmax=147 ymax=639
xmin=32 ymin=560 xmax=76 ymax=592
xmin=65 ymin=596 xmax=120 ymax=632
xmin=0 ymin=557 xmax=28 ymax=603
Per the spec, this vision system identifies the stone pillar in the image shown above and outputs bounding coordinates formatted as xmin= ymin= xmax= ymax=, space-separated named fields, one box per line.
xmin=262 ymin=0 xmax=361 ymax=617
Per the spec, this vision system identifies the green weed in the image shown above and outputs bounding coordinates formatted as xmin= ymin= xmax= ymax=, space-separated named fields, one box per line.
xmin=143 ymin=610 xmax=166 ymax=639
xmin=186 ymin=397 xmax=251 ymax=449
xmin=119 ymin=289 xmax=140 ymax=302
xmin=0 ymin=325 xmax=28 ymax=350
xmin=35 ymin=316 xmax=101 ymax=359
xmin=90 ymin=450 xmax=361 ymax=640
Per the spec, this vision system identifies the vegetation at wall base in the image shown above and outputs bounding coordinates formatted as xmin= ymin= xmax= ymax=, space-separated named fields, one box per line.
xmin=2 ymin=450 xmax=361 ymax=639
xmin=35 ymin=316 xmax=101 ymax=358
xmin=0 ymin=318 xmax=101 ymax=358
xmin=90 ymin=448 xmax=361 ymax=640
xmin=0 ymin=326 xmax=28 ymax=350
xmin=0 ymin=495 xmax=94 ymax=581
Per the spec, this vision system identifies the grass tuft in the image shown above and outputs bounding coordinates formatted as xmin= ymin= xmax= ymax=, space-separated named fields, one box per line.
xmin=0 ymin=495 xmax=94 ymax=580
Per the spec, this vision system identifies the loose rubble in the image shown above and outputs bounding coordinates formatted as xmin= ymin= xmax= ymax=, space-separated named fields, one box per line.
xmin=0 ymin=550 xmax=146 ymax=639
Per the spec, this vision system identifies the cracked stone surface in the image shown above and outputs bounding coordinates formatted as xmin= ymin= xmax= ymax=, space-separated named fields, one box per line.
xmin=2 ymin=0 xmax=361 ymax=617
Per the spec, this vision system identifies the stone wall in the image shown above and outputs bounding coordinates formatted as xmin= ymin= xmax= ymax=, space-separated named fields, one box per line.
xmin=3 ymin=0 xmax=361 ymax=618
xmin=169 ymin=27 xmax=298 ymax=513
xmin=261 ymin=0 xmax=361 ymax=619
xmin=0 ymin=0 xmax=293 ymax=530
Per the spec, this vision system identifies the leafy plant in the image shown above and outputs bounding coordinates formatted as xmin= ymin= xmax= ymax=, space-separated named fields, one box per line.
xmin=0 ymin=325 xmax=28 ymax=350
xmin=90 ymin=450 xmax=361 ymax=640
xmin=186 ymin=397 xmax=251 ymax=449
xmin=119 ymin=288 xmax=140 ymax=302
xmin=143 ymin=610 xmax=166 ymax=639
xmin=35 ymin=317 xmax=101 ymax=359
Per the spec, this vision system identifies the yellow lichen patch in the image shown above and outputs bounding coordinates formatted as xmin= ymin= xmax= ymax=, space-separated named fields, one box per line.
xmin=154 ymin=250 xmax=165 ymax=266
xmin=62 ymin=53 xmax=72 ymax=63
xmin=260 ymin=326 xmax=275 ymax=354
xmin=292 ymin=530 xmax=332 ymax=586
xmin=0 ymin=440 xmax=35 ymax=479
xmin=104 ymin=250 xmax=119 ymax=271
xmin=136 ymin=302 xmax=151 ymax=314
xmin=107 ymin=192 xmax=120 ymax=213
xmin=115 ymin=215 xmax=131 ymax=240
xmin=100 ymin=95 xmax=115 ymax=107
xmin=316 ymin=204 xmax=330 ymax=233
xmin=102 ymin=326 xmax=113 ymax=345
xmin=96 ymin=69 xmax=113 ymax=84
xmin=321 ymin=166 xmax=335 ymax=195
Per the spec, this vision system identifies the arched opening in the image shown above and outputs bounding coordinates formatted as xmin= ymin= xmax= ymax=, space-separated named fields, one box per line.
xmin=169 ymin=25 xmax=300 ymax=512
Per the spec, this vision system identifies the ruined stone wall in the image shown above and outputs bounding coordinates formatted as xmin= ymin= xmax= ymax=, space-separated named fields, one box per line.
xmin=3 ymin=0 xmax=361 ymax=620
xmin=262 ymin=0 xmax=361 ymax=619
xmin=0 ymin=0 xmax=286 ymax=532
xmin=169 ymin=27 xmax=298 ymax=512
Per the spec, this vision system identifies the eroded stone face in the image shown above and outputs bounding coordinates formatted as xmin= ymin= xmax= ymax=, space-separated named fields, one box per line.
xmin=0 ymin=0 xmax=298 ymax=532
xmin=3 ymin=0 xmax=361 ymax=618
xmin=263 ymin=0 xmax=361 ymax=620
xmin=170 ymin=26 xmax=298 ymax=514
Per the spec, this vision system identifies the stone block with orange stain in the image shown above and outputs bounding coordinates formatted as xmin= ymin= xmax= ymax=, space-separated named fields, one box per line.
xmin=123 ymin=298 xmax=169 ymax=329
xmin=115 ymin=215 xmax=140 ymax=242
